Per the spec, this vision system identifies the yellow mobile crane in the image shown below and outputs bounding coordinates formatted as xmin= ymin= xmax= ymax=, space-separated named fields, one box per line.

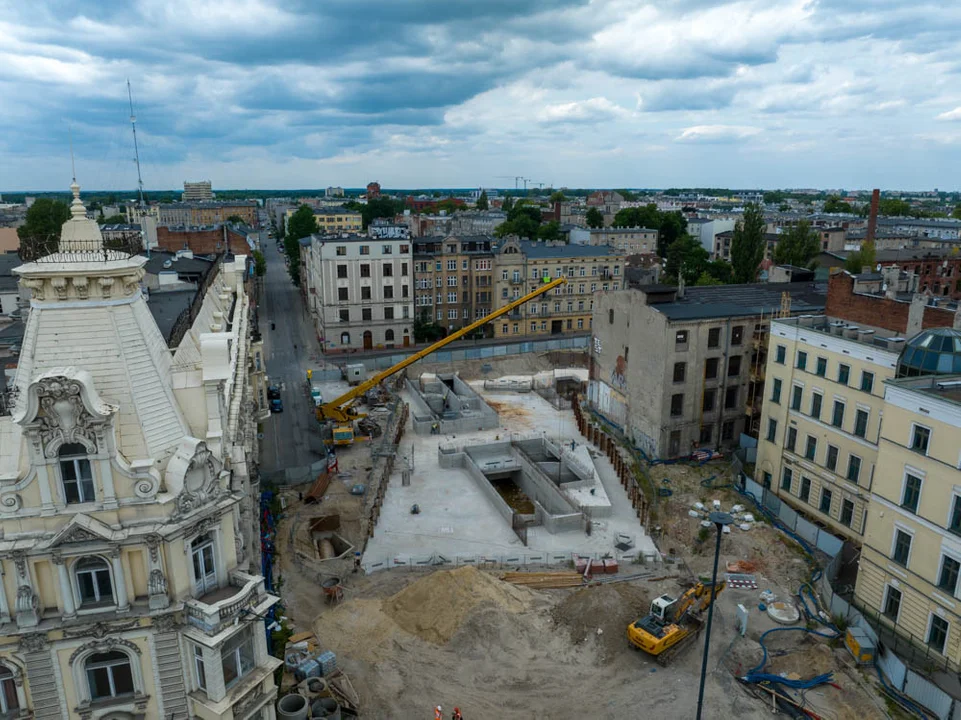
xmin=318 ymin=276 xmax=567 ymax=445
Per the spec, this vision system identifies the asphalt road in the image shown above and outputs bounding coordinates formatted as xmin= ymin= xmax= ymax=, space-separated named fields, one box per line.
xmin=258 ymin=239 xmax=326 ymax=474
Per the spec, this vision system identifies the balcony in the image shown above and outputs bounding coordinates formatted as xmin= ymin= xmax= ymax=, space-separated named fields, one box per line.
xmin=185 ymin=570 xmax=272 ymax=635
xmin=509 ymin=277 xmax=524 ymax=285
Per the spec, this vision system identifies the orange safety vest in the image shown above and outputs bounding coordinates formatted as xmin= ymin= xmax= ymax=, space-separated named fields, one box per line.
xmin=434 ymin=709 xmax=442 ymax=720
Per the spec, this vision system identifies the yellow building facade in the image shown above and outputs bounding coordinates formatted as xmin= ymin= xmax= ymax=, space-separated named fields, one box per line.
xmin=756 ymin=316 xmax=902 ymax=542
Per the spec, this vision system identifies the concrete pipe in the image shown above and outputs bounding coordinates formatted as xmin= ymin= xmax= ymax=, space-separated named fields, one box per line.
xmin=277 ymin=693 xmax=309 ymax=720
xmin=304 ymin=677 xmax=329 ymax=697
xmin=311 ymin=698 xmax=342 ymax=720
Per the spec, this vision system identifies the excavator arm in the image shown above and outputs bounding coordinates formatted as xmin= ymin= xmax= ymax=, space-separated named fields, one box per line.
xmin=317 ymin=275 xmax=568 ymax=424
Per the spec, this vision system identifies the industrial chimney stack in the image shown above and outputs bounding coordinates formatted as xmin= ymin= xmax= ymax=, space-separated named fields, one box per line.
xmin=865 ymin=188 xmax=880 ymax=244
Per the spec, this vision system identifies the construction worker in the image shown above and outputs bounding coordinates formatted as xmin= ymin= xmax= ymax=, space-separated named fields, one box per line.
xmin=452 ymin=708 xmax=463 ymax=720
xmin=434 ymin=705 xmax=443 ymax=720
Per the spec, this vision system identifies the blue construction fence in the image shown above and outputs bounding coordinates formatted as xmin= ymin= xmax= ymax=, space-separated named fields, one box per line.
xmin=260 ymin=491 xmax=280 ymax=653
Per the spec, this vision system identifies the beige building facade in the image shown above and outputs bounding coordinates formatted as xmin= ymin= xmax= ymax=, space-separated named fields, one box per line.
xmin=0 ymin=183 xmax=279 ymax=720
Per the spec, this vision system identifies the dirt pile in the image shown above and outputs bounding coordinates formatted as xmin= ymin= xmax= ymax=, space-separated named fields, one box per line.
xmin=765 ymin=640 xmax=836 ymax=679
xmin=550 ymin=583 xmax=650 ymax=662
xmin=383 ymin=566 xmax=531 ymax=644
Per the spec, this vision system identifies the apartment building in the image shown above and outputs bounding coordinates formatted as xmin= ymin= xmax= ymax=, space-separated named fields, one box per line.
xmin=304 ymin=234 xmax=413 ymax=351
xmin=449 ymin=210 xmax=507 ymax=236
xmin=855 ymin=363 xmax=961 ymax=670
xmin=492 ymin=239 xmax=625 ymax=339
xmin=590 ymin=283 xmax=826 ymax=458
xmin=156 ymin=201 xmax=258 ymax=228
xmin=182 ymin=180 xmax=213 ymax=201
xmin=412 ymin=235 xmax=494 ymax=335
xmin=312 ymin=207 xmax=363 ymax=233
xmin=568 ymin=227 xmax=658 ymax=256
xmin=0 ymin=182 xmax=278 ymax=720
xmin=688 ymin=217 xmax=737 ymax=258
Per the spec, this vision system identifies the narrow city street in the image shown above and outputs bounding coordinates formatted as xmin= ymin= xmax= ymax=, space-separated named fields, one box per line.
xmin=258 ymin=239 xmax=325 ymax=474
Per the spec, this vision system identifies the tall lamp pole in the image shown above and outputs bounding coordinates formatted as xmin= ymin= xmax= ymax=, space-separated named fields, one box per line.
xmin=695 ymin=511 xmax=733 ymax=720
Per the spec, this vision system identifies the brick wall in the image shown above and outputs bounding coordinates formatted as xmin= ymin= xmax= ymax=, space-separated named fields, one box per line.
xmin=157 ymin=226 xmax=249 ymax=255
xmin=825 ymin=272 xmax=955 ymax=332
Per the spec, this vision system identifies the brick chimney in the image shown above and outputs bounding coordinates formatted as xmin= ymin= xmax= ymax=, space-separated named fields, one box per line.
xmin=865 ymin=188 xmax=880 ymax=244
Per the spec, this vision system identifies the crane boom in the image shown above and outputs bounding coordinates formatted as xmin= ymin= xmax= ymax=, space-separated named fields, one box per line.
xmin=318 ymin=276 xmax=567 ymax=424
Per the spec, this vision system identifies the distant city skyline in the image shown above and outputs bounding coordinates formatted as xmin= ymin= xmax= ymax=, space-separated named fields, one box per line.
xmin=2 ymin=1 xmax=961 ymax=191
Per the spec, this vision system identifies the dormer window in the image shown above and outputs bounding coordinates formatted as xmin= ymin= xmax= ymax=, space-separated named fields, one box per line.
xmin=60 ymin=443 xmax=95 ymax=504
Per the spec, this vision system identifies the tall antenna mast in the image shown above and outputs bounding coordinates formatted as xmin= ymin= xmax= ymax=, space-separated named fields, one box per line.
xmin=68 ymin=125 xmax=76 ymax=182
xmin=127 ymin=79 xmax=145 ymax=209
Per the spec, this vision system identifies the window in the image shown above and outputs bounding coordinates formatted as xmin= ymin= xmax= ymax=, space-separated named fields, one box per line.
xmin=841 ymin=499 xmax=854 ymax=527
xmin=447 ymin=292 xmax=456 ymax=304
xmin=383 ymin=264 xmax=393 ymax=277
xmin=705 ymin=358 xmax=719 ymax=380
xmin=725 ymin=386 xmax=738 ymax=409
xmin=338 ymin=309 xmax=349 ymax=323
xmin=384 ymin=307 xmax=394 ymax=320
xmin=699 ymin=426 xmax=712 ymax=445
xmin=384 ymin=286 xmax=393 ymax=299
xmin=791 ymin=385 xmax=803 ymax=411
xmin=911 ymin=425 xmax=931 ymax=455
xmin=361 ymin=308 xmax=372 ymax=322
xmin=382 ymin=244 xmax=392 ymax=254
xmin=221 ymin=629 xmax=255 ymax=689
xmin=853 ymin=409 xmax=868 ymax=438
xmin=671 ymin=394 xmax=683 ymax=417
xmin=810 ymin=392 xmax=822 ymax=420
xmin=883 ymin=585 xmax=902 ymax=621
xmin=781 ymin=467 xmax=793 ymax=491
xmin=901 ymin=473 xmax=922 ymax=513
xmin=939 ymin=556 xmax=961 ymax=595
xmin=771 ymin=378 xmax=782 ymax=404
xmin=675 ymin=330 xmax=688 ymax=347
xmin=360 ymin=263 xmax=370 ymax=278
xmin=819 ymin=488 xmax=832 ymax=515
xmin=673 ymin=362 xmax=686 ymax=383
xmin=860 ymin=371 xmax=874 ymax=393
xmin=192 ymin=531 xmax=218 ymax=595
xmin=447 ymin=276 xmax=457 ymax=287
xmin=799 ymin=476 xmax=811 ymax=502
xmin=448 ymin=309 xmax=457 ymax=320
xmin=838 ymin=364 xmax=850 ymax=385
xmin=816 ymin=357 xmax=827 ymax=376
xmin=702 ymin=389 xmax=716 ymax=412
xmin=786 ymin=427 xmax=797 ymax=452
xmin=577 ymin=319 xmax=583 ymax=329
xmin=766 ymin=418 xmax=778 ymax=442
xmin=722 ymin=420 xmax=735 ymax=442
xmin=775 ymin=345 xmax=786 ymax=364
xmin=401 ymin=262 xmax=409 ymax=275
xmin=796 ymin=351 xmax=807 ymax=370
xmin=447 ymin=259 xmax=456 ymax=271
xmin=846 ymin=455 xmax=861 ymax=483
xmin=804 ymin=435 xmax=817 ymax=461
xmin=193 ymin=645 xmax=207 ymax=691
xmin=762 ymin=471 xmax=772 ymax=489
xmin=86 ymin=651 xmax=134 ymax=701
xmin=826 ymin=445 xmax=839 ymax=471
xmin=928 ymin=615 xmax=949 ymax=655
xmin=335 ymin=246 xmax=346 ymax=256
xmin=731 ymin=326 xmax=743 ymax=345
xmin=727 ymin=356 xmax=741 ymax=377
xmin=336 ymin=264 xmax=347 ymax=279
xmin=831 ymin=400 xmax=844 ymax=428
xmin=0 ymin=666 xmax=17 ymax=715
xmin=359 ymin=245 xmax=370 ymax=255
xmin=60 ymin=443 xmax=95 ymax=504
xmin=400 ymin=244 xmax=410 ymax=254
xmin=361 ymin=286 xmax=372 ymax=301
xmin=463 ymin=260 xmax=468 ymax=270
xmin=951 ymin=496 xmax=961 ymax=536
xmin=337 ymin=287 xmax=348 ymax=301
xmin=75 ymin=557 xmax=113 ymax=607
xmin=708 ymin=328 xmax=720 ymax=348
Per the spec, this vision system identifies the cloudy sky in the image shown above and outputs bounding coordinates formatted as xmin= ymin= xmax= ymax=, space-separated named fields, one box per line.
xmin=2 ymin=0 xmax=961 ymax=191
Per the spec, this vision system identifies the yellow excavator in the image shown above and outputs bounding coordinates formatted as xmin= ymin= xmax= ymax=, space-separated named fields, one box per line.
xmin=626 ymin=580 xmax=726 ymax=665
xmin=317 ymin=276 xmax=568 ymax=445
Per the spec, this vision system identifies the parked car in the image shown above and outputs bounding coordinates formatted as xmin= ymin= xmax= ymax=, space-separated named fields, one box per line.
xmin=267 ymin=385 xmax=281 ymax=400
xmin=270 ymin=398 xmax=284 ymax=413
xmin=310 ymin=385 xmax=323 ymax=406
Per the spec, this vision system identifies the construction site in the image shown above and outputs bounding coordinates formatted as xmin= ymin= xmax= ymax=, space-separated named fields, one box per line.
xmin=261 ymin=277 xmax=924 ymax=719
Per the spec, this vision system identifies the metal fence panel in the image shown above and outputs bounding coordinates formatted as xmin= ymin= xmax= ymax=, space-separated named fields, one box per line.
xmin=794 ymin=515 xmax=819 ymax=545
xmin=492 ymin=345 xmax=508 ymax=357
xmin=434 ymin=351 xmax=452 ymax=363
xmin=465 ymin=348 xmax=481 ymax=360
xmin=744 ymin=477 xmax=764 ymax=501
xmin=778 ymin=502 xmax=799 ymax=530
xmin=878 ymin=647 xmax=907 ymax=691
xmin=815 ymin=530 xmax=844 ymax=557
xmin=762 ymin=490 xmax=781 ymax=515
xmin=904 ymin=671 xmax=953 ymax=719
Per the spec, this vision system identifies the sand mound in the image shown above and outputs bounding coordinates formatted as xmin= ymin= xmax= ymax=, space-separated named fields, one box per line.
xmin=383 ymin=566 xmax=531 ymax=645
xmin=550 ymin=583 xmax=650 ymax=663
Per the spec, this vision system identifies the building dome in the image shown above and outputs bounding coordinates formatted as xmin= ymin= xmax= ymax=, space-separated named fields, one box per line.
xmin=896 ymin=328 xmax=961 ymax=377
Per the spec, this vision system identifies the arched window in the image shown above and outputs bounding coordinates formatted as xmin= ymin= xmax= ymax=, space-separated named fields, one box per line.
xmin=0 ymin=666 xmax=19 ymax=715
xmin=60 ymin=443 xmax=95 ymax=504
xmin=340 ymin=332 xmax=350 ymax=345
xmin=385 ymin=329 xmax=395 ymax=342
xmin=191 ymin=532 xmax=218 ymax=596
xmin=75 ymin=557 xmax=113 ymax=607
xmin=85 ymin=650 xmax=134 ymax=701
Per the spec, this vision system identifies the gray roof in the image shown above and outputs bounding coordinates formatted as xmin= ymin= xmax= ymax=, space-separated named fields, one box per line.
xmin=644 ymin=282 xmax=827 ymax=321
xmin=879 ymin=217 xmax=961 ymax=229
xmin=145 ymin=289 xmax=195 ymax=339
xmin=313 ymin=207 xmax=361 ymax=216
xmin=0 ymin=321 xmax=24 ymax=346
xmin=140 ymin=252 xmax=214 ymax=277
xmin=519 ymin=241 xmax=624 ymax=259
xmin=0 ymin=255 xmax=20 ymax=292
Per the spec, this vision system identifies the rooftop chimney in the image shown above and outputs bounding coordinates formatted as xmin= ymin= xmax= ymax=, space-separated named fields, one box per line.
xmin=865 ymin=188 xmax=880 ymax=245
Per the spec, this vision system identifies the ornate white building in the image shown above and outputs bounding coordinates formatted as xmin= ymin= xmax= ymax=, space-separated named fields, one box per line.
xmin=0 ymin=182 xmax=279 ymax=719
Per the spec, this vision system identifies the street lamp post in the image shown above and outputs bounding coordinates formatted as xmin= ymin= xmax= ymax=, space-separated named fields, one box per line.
xmin=695 ymin=511 xmax=733 ymax=720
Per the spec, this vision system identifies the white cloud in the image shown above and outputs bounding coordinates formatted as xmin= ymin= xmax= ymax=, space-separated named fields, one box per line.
xmin=675 ymin=125 xmax=762 ymax=142
xmin=537 ymin=97 xmax=628 ymax=124
xmin=936 ymin=107 xmax=961 ymax=121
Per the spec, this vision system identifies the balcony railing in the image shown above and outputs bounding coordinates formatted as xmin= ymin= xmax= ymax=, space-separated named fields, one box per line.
xmin=185 ymin=570 xmax=266 ymax=634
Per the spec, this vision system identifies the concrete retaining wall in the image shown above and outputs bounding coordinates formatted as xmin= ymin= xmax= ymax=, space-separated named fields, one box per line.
xmin=513 ymin=446 xmax=579 ymax=516
xmin=405 ymin=375 xmax=499 ymax=435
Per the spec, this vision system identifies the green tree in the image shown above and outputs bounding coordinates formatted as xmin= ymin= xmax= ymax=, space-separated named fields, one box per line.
xmin=729 ymin=203 xmax=766 ymax=284
xmin=549 ymin=190 xmax=567 ymax=203
xmin=773 ymin=220 xmax=820 ymax=268
xmin=704 ymin=259 xmax=733 ymax=284
xmin=537 ymin=220 xmax=562 ymax=242
xmin=252 ymin=250 xmax=266 ymax=277
xmin=585 ymin=207 xmax=604 ymax=228
xmin=695 ymin=271 xmax=724 ymax=286
xmin=878 ymin=198 xmax=913 ymax=217
xmin=502 ymin=195 xmax=515 ymax=213
xmin=413 ymin=310 xmax=445 ymax=343
xmin=657 ymin=211 xmax=688 ymax=257
xmin=612 ymin=203 xmax=659 ymax=229
xmin=494 ymin=204 xmax=542 ymax=239
xmin=665 ymin=235 xmax=709 ymax=286
xmin=823 ymin=195 xmax=849 ymax=213
xmin=845 ymin=241 xmax=877 ymax=274
xmin=98 ymin=214 xmax=127 ymax=225
xmin=283 ymin=205 xmax=317 ymax=285
xmin=763 ymin=190 xmax=786 ymax=205
xmin=226 ymin=214 xmax=245 ymax=224
xmin=476 ymin=191 xmax=489 ymax=211
xmin=778 ymin=203 xmax=791 ymax=212
xmin=953 ymin=206 xmax=961 ymax=220
xmin=17 ymin=198 xmax=71 ymax=257
xmin=615 ymin=189 xmax=638 ymax=202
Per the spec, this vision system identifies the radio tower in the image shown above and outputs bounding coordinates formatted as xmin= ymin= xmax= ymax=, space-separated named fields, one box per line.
xmin=127 ymin=80 xmax=149 ymax=256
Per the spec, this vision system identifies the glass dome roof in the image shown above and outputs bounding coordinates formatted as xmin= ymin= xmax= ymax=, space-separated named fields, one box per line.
xmin=896 ymin=328 xmax=961 ymax=378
